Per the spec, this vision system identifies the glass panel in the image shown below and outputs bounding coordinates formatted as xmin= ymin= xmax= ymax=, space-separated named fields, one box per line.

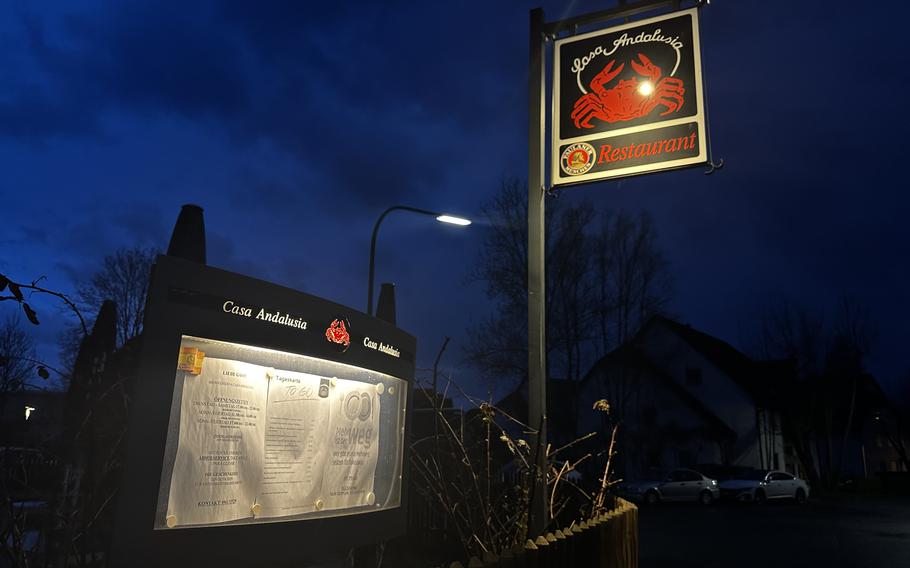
xmin=154 ymin=336 xmax=407 ymax=530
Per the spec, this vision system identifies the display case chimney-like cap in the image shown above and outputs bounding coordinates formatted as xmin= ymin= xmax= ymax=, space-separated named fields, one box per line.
xmin=167 ymin=204 xmax=207 ymax=264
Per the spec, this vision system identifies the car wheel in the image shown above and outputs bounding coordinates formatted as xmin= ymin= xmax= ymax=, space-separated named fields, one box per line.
xmin=644 ymin=490 xmax=660 ymax=506
xmin=699 ymin=490 xmax=714 ymax=506
xmin=795 ymin=488 xmax=807 ymax=504
xmin=754 ymin=489 xmax=766 ymax=505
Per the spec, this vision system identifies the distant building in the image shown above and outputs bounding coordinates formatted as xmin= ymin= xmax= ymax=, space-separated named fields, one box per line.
xmin=830 ymin=374 xmax=909 ymax=479
xmin=577 ymin=316 xmax=793 ymax=478
xmin=0 ymin=390 xmax=65 ymax=499
xmin=0 ymin=390 xmax=65 ymax=449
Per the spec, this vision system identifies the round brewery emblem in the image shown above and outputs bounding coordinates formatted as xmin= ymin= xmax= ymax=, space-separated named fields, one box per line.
xmin=325 ymin=316 xmax=352 ymax=353
xmin=560 ymin=142 xmax=596 ymax=176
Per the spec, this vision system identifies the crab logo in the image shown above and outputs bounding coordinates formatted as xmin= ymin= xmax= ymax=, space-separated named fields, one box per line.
xmin=325 ymin=317 xmax=351 ymax=352
xmin=560 ymin=142 xmax=597 ymax=176
xmin=571 ymin=53 xmax=685 ymax=129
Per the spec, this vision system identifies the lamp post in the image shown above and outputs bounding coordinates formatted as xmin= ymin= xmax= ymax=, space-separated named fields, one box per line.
xmin=367 ymin=205 xmax=471 ymax=316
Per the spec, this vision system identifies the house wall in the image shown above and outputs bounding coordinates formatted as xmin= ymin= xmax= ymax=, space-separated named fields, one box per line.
xmin=578 ymin=365 xmax=723 ymax=479
xmin=634 ymin=324 xmax=786 ymax=470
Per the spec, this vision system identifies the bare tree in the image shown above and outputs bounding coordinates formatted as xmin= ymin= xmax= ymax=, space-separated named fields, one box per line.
xmin=59 ymin=247 xmax=157 ymax=370
xmin=882 ymin=372 xmax=910 ymax=472
xmin=77 ymin=246 xmax=157 ymax=348
xmin=465 ymin=179 xmax=672 ymax=390
xmin=752 ymin=296 xmax=827 ymax=378
xmin=0 ymin=316 xmax=38 ymax=393
xmin=594 ymin=211 xmax=672 ymax=355
xmin=465 ymin=180 xmax=533 ymax=388
xmin=750 ymin=296 xmax=879 ymax=488
xmin=548 ymin=204 xmax=597 ymax=383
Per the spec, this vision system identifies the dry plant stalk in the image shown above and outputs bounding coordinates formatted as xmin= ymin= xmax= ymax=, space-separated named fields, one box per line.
xmin=410 ymin=374 xmax=622 ymax=560
xmin=588 ymin=398 xmax=622 ymax=518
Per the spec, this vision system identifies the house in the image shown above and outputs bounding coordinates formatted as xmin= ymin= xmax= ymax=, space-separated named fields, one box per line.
xmin=577 ymin=316 xmax=794 ymax=479
xmin=832 ymin=374 xmax=909 ymax=479
xmin=0 ymin=390 xmax=66 ymax=500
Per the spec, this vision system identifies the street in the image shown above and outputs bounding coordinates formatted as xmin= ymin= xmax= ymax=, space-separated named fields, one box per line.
xmin=639 ymin=495 xmax=910 ymax=568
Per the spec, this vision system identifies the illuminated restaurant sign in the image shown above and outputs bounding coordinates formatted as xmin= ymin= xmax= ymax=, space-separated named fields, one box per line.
xmin=552 ymin=7 xmax=707 ymax=186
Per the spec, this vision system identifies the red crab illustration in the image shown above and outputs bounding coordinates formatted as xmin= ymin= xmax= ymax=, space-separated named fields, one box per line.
xmin=325 ymin=318 xmax=350 ymax=348
xmin=571 ymin=53 xmax=685 ymax=129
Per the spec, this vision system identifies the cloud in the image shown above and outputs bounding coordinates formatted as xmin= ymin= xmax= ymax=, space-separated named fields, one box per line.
xmin=2 ymin=3 xmax=250 ymax=141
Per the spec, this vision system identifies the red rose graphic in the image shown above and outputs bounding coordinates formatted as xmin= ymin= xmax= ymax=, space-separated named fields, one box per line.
xmin=325 ymin=318 xmax=351 ymax=348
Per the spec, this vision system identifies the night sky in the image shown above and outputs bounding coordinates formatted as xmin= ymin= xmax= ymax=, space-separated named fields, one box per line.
xmin=2 ymin=1 xmax=908 ymax=399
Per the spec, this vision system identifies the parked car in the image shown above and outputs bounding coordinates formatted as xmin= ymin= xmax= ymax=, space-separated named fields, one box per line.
xmin=718 ymin=469 xmax=810 ymax=504
xmin=618 ymin=468 xmax=720 ymax=505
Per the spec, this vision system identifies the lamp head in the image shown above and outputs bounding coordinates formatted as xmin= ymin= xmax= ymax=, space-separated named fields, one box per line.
xmin=435 ymin=214 xmax=471 ymax=226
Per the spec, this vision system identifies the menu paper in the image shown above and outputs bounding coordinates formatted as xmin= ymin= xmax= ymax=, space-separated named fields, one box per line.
xmin=258 ymin=370 xmax=330 ymax=518
xmin=323 ymin=379 xmax=380 ymax=510
xmin=166 ymin=359 xmax=267 ymax=526
xmin=164 ymin=357 xmax=383 ymax=527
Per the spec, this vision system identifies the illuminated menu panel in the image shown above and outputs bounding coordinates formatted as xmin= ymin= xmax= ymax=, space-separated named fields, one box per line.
xmin=155 ymin=336 xmax=406 ymax=529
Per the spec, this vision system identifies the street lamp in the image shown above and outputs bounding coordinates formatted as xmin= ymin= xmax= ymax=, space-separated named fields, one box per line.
xmin=367 ymin=205 xmax=471 ymax=316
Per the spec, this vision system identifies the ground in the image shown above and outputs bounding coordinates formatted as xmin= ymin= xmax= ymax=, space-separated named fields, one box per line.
xmin=639 ymin=494 xmax=910 ymax=568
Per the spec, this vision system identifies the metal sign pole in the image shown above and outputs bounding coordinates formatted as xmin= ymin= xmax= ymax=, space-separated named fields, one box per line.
xmin=527 ymin=6 xmax=548 ymax=539
xmin=527 ymin=0 xmax=708 ymax=539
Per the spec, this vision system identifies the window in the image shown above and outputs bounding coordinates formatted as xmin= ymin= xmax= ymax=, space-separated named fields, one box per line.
xmin=668 ymin=471 xmax=687 ymax=482
xmin=685 ymin=367 xmax=702 ymax=385
xmin=770 ymin=472 xmax=793 ymax=481
xmin=683 ymin=470 xmax=702 ymax=482
xmin=668 ymin=470 xmax=701 ymax=482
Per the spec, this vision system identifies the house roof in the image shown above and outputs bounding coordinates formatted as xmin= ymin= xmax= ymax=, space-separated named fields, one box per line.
xmin=583 ymin=343 xmax=737 ymax=442
xmin=640 ymin=315 xmax=779 ymax=407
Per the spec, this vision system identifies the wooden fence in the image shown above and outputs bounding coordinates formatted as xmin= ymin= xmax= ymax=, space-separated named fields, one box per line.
xmin=447 ymin=498 xmax=638 ymax=568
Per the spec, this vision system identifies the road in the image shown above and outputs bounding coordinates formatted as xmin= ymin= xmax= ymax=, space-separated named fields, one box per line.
xmin=638 ymin=494 xmax=910 ymax=568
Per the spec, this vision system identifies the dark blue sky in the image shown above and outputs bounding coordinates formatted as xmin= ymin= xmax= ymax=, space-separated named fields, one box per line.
xmin=2 ymin=0 xmax=908 ymax=398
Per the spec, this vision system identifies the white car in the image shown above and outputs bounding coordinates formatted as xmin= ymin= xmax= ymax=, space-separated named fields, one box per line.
xmin=719 ymin=470 xmax=810 ymax=504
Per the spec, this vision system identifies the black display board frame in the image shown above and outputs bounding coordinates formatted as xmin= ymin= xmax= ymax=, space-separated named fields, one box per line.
xmin=110 ymin=255 xmax=415 ymax=567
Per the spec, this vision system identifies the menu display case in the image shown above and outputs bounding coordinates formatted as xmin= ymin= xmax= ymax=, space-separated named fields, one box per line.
xmin=110 ymin=255 xmax=414 ymax=566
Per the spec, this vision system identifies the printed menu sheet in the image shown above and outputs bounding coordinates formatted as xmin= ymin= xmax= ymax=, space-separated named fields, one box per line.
xmin=164 ymin=357 xmax=381 ymax=527
xmin=258 ymin=370 xmax=329 ymax=518
xmin=323 ymin=379 xmax=380 ymax=510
